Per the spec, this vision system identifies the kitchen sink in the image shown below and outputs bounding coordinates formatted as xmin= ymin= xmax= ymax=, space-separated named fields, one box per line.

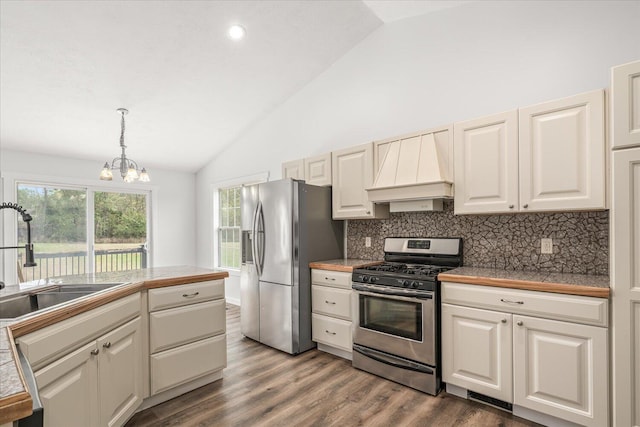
xmin=0 ymin=295 xmax=38 ymax=318
xmin=0 ymin=283 xmax=123 ymax=319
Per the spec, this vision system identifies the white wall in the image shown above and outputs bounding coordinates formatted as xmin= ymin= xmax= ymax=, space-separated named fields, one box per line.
xmin=1 ymin=149 xmax=196 ymax=281
xmin=195 ymin=0 xmax=640 ymax=303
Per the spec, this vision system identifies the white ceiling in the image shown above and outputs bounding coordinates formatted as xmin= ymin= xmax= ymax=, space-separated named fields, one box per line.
xmin=0 ymin=1 xmax=467 ymax=174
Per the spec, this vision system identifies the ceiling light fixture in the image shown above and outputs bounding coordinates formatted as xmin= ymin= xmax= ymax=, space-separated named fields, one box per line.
xmin=228 ymin=24 xmax=246 ymax=40
xmin=100 ymin=108 xmax=150 ymax=183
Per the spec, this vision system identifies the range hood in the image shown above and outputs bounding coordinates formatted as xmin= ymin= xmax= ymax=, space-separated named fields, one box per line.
xmin=366 ymin=127 xmax=453 ymax=212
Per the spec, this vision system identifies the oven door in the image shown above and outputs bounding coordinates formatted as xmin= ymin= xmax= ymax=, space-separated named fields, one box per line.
xmin=352 ymin=283 xmax=435 ymax=365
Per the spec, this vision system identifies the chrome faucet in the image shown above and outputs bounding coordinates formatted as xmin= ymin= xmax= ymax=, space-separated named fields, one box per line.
xmin=0 ymin=202 xmax=37 ymax=289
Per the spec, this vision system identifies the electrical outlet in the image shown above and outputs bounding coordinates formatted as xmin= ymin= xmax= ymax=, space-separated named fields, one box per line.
xmin=365 ymin=237 xmax=371 ymax=248
xmin=541 ymin=238 xmax=553 ymax=254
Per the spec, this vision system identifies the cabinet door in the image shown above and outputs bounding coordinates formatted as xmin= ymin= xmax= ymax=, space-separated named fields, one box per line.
xmin=611 ymin=147 xmax=640 ymax=427
xmin=441 ymin=304 xmax=512 ymax=402
xmin=282 ymin=159 xmax=304 ymax=180
xmin=34 ymin=341 xmax=98 ymax=427
xmin=332 ymin=142 xmax=387 ymax=219
xmin=98 ymin=316 xmax=143 ymax=427
xmin=519 ymin=89 xmax=605 ymax=211
xmin=513 ymin=315 xmax=607 ymax=427
xmin=612 ymin=60 xmax=640 ymax=149
xmin=304 ymin=153 xmax=332 ymax=186
xmin=454 ymin=111 xmax=519 ymax=214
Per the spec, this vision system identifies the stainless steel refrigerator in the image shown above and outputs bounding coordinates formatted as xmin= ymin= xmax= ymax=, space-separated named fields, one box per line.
xmin=240 ymin=179 xmax=343 ymax=354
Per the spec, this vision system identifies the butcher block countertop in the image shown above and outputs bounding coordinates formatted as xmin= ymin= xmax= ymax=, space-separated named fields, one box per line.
xmin=309 ymin=259 xmax=383 ymax=272
xmin=439 ymin=267 xmax=609 ymax=298
xmin=0 ymin=266 xmax=229 ymax=425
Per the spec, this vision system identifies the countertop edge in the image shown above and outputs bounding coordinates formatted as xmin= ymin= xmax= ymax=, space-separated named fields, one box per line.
xmin=0 ymin=268 xmax=229 ymax=424
xmin=439 ymin=273 xmax=610 ymax=298
xmin=309 ymin=259 xmax=383 ymax=272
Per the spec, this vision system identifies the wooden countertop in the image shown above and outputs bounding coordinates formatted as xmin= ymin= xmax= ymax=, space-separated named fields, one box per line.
xmin=439 ymin=267 xmax=609 ymax=298
xmin=309 ymin=259 xmax=383 ymax=273
xmin=0 ymin=266 xmax=228 ymax=425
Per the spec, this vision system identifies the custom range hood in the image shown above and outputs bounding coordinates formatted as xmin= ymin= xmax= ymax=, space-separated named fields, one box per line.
xmin=366 ymin=126 xmax=453 ymax=212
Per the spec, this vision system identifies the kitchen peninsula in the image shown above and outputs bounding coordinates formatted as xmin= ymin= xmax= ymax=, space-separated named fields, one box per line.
xmin=0 ymin=266 xmax=229 ymax=426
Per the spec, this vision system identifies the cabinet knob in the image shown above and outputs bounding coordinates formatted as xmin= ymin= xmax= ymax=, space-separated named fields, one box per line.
xmin=501 ymin=319 xmax=507 ymax=323
xmin=325 ymin=330 xmax=337 ymax=335
xmin=517 ymin=321 xmax=523 ymax=326
xmin=366 ymin=210 xmax=371 ymax=215
xmin=523 ymin=204 xmax=529 ymax=209
xmin=508 ymin=205 xmax=514 ymax=209
xmin=103 ymin=342 xmax=112 ymax=349
xmin=90 ymin=348 xmax=100 ymax=356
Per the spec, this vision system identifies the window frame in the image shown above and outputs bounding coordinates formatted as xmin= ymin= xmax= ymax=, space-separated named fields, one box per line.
xmin=2 ymin=172 xmax=156 ymax=284
xmin=217 ymin=186 xmax=242 ymax=270
xmin=212 ymin=172 xmax=269 ymax=274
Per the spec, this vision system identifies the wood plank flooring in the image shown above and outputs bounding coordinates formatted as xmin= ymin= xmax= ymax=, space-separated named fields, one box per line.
xmin=126 ymin=304 xmax=541 ymax=427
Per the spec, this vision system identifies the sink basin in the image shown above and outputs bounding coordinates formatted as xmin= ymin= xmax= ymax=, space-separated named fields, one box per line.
xmin=0 ymin=283 xmax=123 ymax=319
xmin=0 ymin=295 xmax=38 ymax=318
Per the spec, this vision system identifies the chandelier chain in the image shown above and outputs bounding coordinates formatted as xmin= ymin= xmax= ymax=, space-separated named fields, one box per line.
xmin=120 ymin=111 xmax=126 ymax=148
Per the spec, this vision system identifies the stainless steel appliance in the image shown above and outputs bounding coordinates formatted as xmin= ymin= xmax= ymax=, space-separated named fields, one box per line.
xmin=352 ymin=237 xmax=463 ymax=395
xmin=240 ymin=179 xmax=343 ymax=354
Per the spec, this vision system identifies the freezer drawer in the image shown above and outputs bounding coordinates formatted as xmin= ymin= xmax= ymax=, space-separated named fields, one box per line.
xmin=259 ymin=281 xmax=293 ymax=354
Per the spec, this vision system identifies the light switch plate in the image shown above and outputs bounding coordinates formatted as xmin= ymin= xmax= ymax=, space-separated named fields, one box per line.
xmin=541 ymin=238 xmax=553 ymax=254
xmin=365 ymin=237 xmax=371 ymax=248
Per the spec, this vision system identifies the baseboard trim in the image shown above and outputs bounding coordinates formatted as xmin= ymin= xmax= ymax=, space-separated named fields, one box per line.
xmin=317 ymin=343 xmax=352 ymax=360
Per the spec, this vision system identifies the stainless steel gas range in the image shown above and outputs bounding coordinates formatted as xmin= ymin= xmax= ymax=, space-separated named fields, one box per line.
xmin=351 ymin=237 xmax=463 ymax=395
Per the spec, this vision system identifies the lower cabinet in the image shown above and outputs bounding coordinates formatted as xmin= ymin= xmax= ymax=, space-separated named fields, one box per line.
xmin=34 ymin=316 xmax=143 ymax=427
xmin=310 ymin=269 xmax=353 ymax=358
xmin=441 ymin=283 xmax=608 ymax=427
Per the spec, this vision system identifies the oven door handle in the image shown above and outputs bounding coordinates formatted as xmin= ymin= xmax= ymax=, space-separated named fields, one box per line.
xmin=353 ymin=345 xmax=434 ymax=375
xmin=352 ymin=284 xmax=433 ymax=301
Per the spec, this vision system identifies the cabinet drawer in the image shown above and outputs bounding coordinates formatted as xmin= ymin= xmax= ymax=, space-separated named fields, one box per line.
xmin=311 ymin=269 xmax=352 ymax=289
xmin=312 ymin=313 xmax=351 ymax=352
xmin=149 ymin=299 xmax=226 ymax=353
xmin=17 ymin=293 xmax=141 ymax=370
xmin=150 ymin=334 xmax=226 ymax=395
xmin=312 ymin=285 xmax=351 ymax=319
xmin=148 ymin=280 xmax=224 ymax=312
xmin=441 ymin=282 xmax=608 ymax=327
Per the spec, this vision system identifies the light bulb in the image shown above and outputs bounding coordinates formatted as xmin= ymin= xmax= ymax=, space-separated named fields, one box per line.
xmin=228 ymin=25 xmax=246 ymax=40
xmin=99 ymin=163 xmax=113 ymax=181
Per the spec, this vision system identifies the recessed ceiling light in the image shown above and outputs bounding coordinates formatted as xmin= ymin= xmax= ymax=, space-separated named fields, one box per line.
xmin=228 ymin=25 xmax=246 ymax=40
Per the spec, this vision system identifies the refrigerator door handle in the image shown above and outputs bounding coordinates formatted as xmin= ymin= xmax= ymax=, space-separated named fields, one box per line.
xmin=252 ymin=201 xmax=262 ymax=277
xmin=257 ymin=202 xmax=265 ymax=275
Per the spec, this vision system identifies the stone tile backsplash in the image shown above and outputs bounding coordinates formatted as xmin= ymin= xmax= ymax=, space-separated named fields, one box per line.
xmin=347 ymin=201 xmax=609 ymax=275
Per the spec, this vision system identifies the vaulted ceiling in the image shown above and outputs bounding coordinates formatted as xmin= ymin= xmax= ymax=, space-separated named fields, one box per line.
xmin=0 ymin=1 xmax=470 ymax=173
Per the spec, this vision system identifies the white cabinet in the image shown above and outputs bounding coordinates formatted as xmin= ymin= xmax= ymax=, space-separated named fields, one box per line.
xmin=454 ymin=90 xmax=605 ymax=214
xmin=512 ymin=315 xmax=608 ymax=427
xmin=610 ymin=61 xmax=640 ymax=426
xmin=282 ymin=153 xmax=332 ymax=186
xmin=454 ymin=111 xmax=519 ymax=214
xmin=33 ymin=316 xmax=143 ymax=427
xmin=148 ymin=280 xmax=226 ymax=395
xmin=331 ymin=142 xmax=389 ymax=219
xmin=441 ymin=282 xmax=608 ymax=427
xmin=310 ymin=269 xmax=353 ymax=358
xmin=441 ymin=304 xmax=512 ymax=402
xmin=611 ymin=60 xmax=640 ymax=149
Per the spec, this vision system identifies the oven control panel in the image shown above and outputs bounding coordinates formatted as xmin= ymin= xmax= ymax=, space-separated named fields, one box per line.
xmin=352 ymin=274 xmax=435 ymax=292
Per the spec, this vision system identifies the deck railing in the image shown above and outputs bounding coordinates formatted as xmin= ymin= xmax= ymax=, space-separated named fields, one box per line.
xmin=19 ymin=245 xmax=148 ymax=282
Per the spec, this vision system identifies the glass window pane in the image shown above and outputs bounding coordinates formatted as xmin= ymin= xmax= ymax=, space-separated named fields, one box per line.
xmin=217 ymin=185 xmax=242 ymax=269
xmin=94 ymin=191 xmax=148 ymax=273
xmin=17 ymin=184 xmax=88 ymax=282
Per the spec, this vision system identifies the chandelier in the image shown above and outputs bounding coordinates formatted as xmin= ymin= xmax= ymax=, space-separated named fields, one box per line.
xmin=99 ymin=108 xmax=150 ymax=183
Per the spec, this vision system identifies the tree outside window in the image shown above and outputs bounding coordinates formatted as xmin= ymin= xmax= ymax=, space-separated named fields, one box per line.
xmin=218 ymin=186 xmax=241 ymax=269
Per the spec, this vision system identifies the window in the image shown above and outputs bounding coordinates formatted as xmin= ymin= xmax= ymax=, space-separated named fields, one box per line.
xmin=218 ymin=186 xmax=241 ymax=269
xmin=14 ymin=182 xmax=150 ymax=282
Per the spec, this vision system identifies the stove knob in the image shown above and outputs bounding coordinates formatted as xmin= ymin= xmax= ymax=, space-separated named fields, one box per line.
xmin=411 ymin=281 xmax=418 ymax=288
xmin=402 ymin=280 xmax=409 ymax=287
xmin=363 ymin=276 xmax=371 ymax=283
xmin=370 ymin=277 xmax=378 ymax=283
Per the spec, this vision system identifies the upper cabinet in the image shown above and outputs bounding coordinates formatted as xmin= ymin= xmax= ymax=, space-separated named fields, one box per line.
xmin=332 ymin=142 xmax=389 ymax=219
xmin=454 ymin=89 xmax=606 ymax=214
xmin=282 ymin=153 xmax=332 ymax=186
xmin=611 ymin=60 xmax=640 ymax=149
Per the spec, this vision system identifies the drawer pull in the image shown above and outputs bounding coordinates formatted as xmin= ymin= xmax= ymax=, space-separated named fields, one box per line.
xmin=103 ymin=342 xmax=111 ymax=349
xmin=501 ymin=319 xmax=507 ymax=323
xmin=500 ymin=298 xmax=524 ymax=305
xmin=517 ymin=321 xmax=524 ymax=326
xmin=325 ymin=300 xmax=336 ymax=305
xmin=182 ymin=292 xmax=200 ymax=298
xmin=90 ymin=348 xmax=100 ymax=356
xmin=325 ymin=330 xmax=337 ymax=335
xmin=325 ymin=277 xmax=336 ymax=281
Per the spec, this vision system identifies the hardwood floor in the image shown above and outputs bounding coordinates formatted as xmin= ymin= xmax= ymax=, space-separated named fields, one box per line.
xmin=126 ymin=304 xmax=541 ymax=427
